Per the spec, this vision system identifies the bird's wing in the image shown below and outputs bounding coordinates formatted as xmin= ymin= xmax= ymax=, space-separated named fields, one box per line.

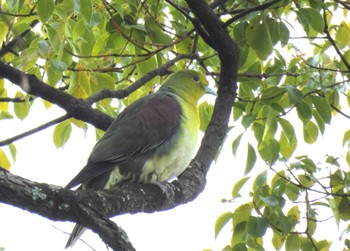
xmin=65 ymin=93 xmax=182 ymax=188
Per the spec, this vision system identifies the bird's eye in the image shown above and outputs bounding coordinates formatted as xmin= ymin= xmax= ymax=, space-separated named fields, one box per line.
xmin=192 ymin=75 xmax=200 ymax=82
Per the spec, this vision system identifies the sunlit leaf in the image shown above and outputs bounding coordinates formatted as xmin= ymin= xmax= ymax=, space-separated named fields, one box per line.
xmin=199 ymin=101 xmax=214 ymax=132
xmin=309 ymin=95 xmax=332 ymax=123
xmin=37 ymin=0 xmax=54 ymax=22
xmin=0 ymin=148 xmax=11 ymax=170
xmin=286 ymin=234 xmax=300 ymax=251
xmin=232 ymin=133 xmax=243 ymax=156
xmin=303 ymin=121 xmax=319 ymax=144
xmin=297 ymin=8 xmax=324 ymax=34
xmin=241 ymin=114 xmax=256 ymax=129
xmin=245 ymin=143 xmax=256 ymax=175
xmin=215 ymin=212 xmax=233 ymax=238
xmin=246 ymin=22 xmax=273 ymax=59
xmin=285 ymin=85 xmax=303 ymax=104
xmin=232 ymin=176 xmax=250 ymax=198
xmin=14 ymin=92 xmax=30 ymax=120
xmin=246 ymin=216 xmax=269 ymax=238
xmin=53 ymin=120 xmax=72 ymax=148
xmin=79 ymin=0 xmax=92 ymax=24
xmin=258 ymin=139 xmax=280 ymax=164
xmin=8 ymin=144 xmax=17 ymax=162
xmin=296 ymin=100 xmax=312 ymax=121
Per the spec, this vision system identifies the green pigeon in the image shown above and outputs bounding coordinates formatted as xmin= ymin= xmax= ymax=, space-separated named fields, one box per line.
xmin=65 ymin=70 xmax=212 ymax=248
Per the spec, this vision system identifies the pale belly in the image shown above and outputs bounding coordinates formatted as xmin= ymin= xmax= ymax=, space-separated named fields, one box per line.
xmin=104 ymin=127 xmax=198 ymax=188
xmin=141 ymin=128 xmax=198 ymax=182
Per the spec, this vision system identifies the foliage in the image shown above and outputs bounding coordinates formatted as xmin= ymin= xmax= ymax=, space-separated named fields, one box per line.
xmin=1 ymin=0 xmax=350 ymax=250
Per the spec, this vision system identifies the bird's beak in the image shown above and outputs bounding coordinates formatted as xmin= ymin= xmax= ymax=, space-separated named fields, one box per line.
xmin=205 ymin=86 xmax=217 ymax=96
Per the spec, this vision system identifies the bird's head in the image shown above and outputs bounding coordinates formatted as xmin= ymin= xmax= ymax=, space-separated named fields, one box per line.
xmin=159 ymin=70 xmax=214 ymax=103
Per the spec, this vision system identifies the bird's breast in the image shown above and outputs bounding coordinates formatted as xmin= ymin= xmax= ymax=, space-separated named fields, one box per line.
xmin=141 ymin=108 xmax=199 ymax=182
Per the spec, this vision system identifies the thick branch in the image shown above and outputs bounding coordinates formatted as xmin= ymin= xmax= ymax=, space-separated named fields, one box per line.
xmin=185 ymin=0 xmax=239 ymax=175
xmin=0 ymin=61 xmax=113 ymax=130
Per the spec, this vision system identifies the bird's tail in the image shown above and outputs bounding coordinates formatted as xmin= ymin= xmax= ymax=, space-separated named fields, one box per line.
xmin=65 ymin=224 xmax=86 ymax=249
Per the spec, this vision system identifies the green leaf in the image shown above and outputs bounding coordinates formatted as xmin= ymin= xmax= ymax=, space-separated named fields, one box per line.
xmin=309 ymin=95 xmax=332 ymax=123
xmin=53 ymin=121 xmax=72 ymax=148
xmin=312 ymin=109 xmax=325 ymax=135
xmin=343 ymin=129 xmax=350 ymax=147
xmin=72 ymin=19 xmax=86 ymax=42
xmin=262 ymin=107 xmax=277 ymax=141
xmin=37 ymin=0 xmax=54 ymax=22
xmin=297 ymin=8 xmax=324 ymax=34
xmin=316 ymin=240 xmax=331 ymax=250
xmin=145 ymin=17 xmax=172 ymax=45
xmin=298 ymin=174 xmax=315 ymax=188
xmin=0 ymin=148 xmax=11 ymax=170
xmin=8 ymin=144 xmax=17 ymax=162
xmin=272 ymin=233 xmax=285 ymax=250
xmin=286 ymin=234 xmax=300 ymax=251
xmin=0 ymin=111 xmax=13 ymax=120
xmin=47 ymin=64 xmax=62 ymax=86
xmin=336 ymin=21 xmax=350 ymax=49
xmin=79 ymin=0 xmax=92 ymax=24
xmin=254 ymin=171 xmax=268 ymax=192
xmin=285 ymin=183 xmax=300 ymax=201
xmin=241 ymin=114 xmax=256 ymax=129
xmin=279 ymin=21 xmax=290 ymax=47
xmin=45 ymin=24 xmax=62 ymax=52
xmin=232 ymin=177 xmax=250 ymax=198
xmin=92 ymin=32 xmax=111 ymax=55
xmin=296 ymin=100 xmax=312 ymax=121
xmin=258 ymin=139 xmax=280 ymax=164
xmin=252 ymin=122 xmax=264 ymax=142
xmin=199 ymin=101 xmax=214 ymax=132
xmin=245 ymin=143 xmax=256 ymax=175
xmin=14 ymin=92 xmax=30 ymax=120
xmin=215 ymin=212 xmax=233 ymax=238
xmin=231 ymin=222 xmax=247 ymax=249
xmin=280 ymin=131 xmax=297 ymax=159
xmin=0 ymin=22 xmax=9 ymax=45
xmin=232 ymin=133 xmax=243 ymax=156
xmin=260 ymin=86 xmax=285 ymax=104
xmin=278 ymin=118 xmax=295 ymax=142
xmin=246 ymin=21 xmax=273 ymax=60
xmin=232 ymin=243 xmax=248 ymax=251
xmin=307 ymin=214 xmax=317 ymax=235
xmin=287 ymin=205 xmax=300 ymax=228
xmin=69 ymin=71 xmax=91 ymax=98
xmin=232 ymin=203 xmax=253 ymax=226
xmin=50 ymin=59 xmax=67 ymax=73
xmin=246 ymin=216 xmax=269 ymax=238
xmin=303 ymin=121 xmax=318 ymax=144
xmin=260 ymin=195 xmax=279 ymax=208
xmin=285 ymin=85 xmax=303 ymax=104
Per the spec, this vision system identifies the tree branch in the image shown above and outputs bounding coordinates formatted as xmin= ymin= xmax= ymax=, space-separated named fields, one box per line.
xmin=0 ymin=114 xmax=70 ymax=147
xmin=0 ymin=60 xmax=114 ymax=131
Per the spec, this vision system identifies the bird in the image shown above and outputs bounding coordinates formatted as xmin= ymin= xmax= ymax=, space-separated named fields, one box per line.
xmin=64 ymin=69 xmax=213 ymax=248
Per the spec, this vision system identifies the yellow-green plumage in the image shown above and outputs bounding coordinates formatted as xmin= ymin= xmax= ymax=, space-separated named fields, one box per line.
xmin=65 ymin=70 xmax=209 ymax=248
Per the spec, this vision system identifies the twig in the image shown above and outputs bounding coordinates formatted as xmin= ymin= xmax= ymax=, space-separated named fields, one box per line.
xmin=0 ymin=114 xmax=71 ymax=146
xmin=0 ymin=19 xmax=39 ymax=57
xmin=323 ymin=7 xmax=350 ymax=72
xmin=85 ymin=53 xmax=198 ymax=104
xmin=224 ymin=0 xmax=283 ymax=27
